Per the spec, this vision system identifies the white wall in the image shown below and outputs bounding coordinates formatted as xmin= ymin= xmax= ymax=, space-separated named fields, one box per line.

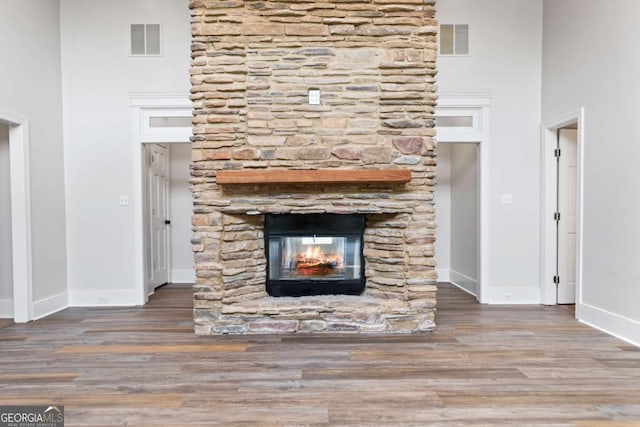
xmin=0 ymin=1 xmax=68 ymax=316
xmin=169 ymin=143 xmax=194 ymax=283
xmin=60 ymin=0 xmax=191 ymax=305
xmin=434 ymin=143 xmax=451 ymax=280
xmin=0 ymin=125 xmax=12 ymax=314
xmin=450 ymin=144 xmax=478 ymax=295
xmin=437 ymin=0 xmax=543 ymax=303
xmin=543 ymin=0 xmax=640 ymax=344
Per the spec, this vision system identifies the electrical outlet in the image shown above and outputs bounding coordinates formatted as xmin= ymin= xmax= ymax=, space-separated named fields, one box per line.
xmin=504 ymin=293 xmax=512 ymax=301
xmin=308 ymin=89 xmax=320 ymax=105
xmin=119 ymin=195 xmax=129 ymax=206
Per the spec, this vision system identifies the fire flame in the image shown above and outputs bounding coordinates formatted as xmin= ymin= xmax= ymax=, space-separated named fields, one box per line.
xmin=294 ymin=245 xmax=343 ymax=277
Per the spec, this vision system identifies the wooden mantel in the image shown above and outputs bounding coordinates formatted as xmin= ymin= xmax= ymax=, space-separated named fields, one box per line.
xmin=216 ymin=169 xmax=411 ymax=185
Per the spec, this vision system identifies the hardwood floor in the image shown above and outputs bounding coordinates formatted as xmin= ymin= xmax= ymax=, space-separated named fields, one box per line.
xmin=0 ymin=283 xmax=639 ymax=426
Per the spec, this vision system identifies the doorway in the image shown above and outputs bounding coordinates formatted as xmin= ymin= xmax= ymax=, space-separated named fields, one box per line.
xmin=0 ymin=124 xmax=12 ymax=319
xmin=435 ymin=142 xmax=480 ymax=298
xmin=541 ymin=109 xmax=584 ymax=313
xmin=143 ymin=142 xmax=193 ymax=296
xmin=130 ymin=94 xmax=192 ymax=305
xmin=435 ymin=94 xmax=490 ymax=303
xmin=0 ymin=114 xmax=32 ymax=322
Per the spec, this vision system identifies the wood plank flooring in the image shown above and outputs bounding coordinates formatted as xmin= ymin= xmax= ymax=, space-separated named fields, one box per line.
xmin=0 ymin=282 xmax=639 ymax=426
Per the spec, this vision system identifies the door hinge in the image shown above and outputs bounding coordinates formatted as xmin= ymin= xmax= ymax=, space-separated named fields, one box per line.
xmin=553 ymin=275 xmax=560 ymax=285
xmin=554 ymin=148 xmax=561 ymax=157
xmin=554 ymin=212 xmax=561 ymax=221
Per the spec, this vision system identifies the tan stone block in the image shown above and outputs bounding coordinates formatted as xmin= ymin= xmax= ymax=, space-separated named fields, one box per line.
xmin=269 ymin=119 xmax=297 ymax=128
xmin=191 ymin=214 xmax=210 ymax=226
xmin=274 ymin=148 xmax=299 ymax=160
xmin=298 ymin=147 xmax=331 ymax=160
xmin=286 ymin=135 xmax=319 ymax=146
xmin=202 ymin=149 xmax=231 ymax=160
xmin=322 ymin=117 xmax=348 ymax=128
xmin=248 ymin=135 xmax=287 ymax=146
xmin=194 ymin=23 xmax=242 ymax=36
xmin=329 ymin=25 xmax=355 ymax=36
xmin=332 ymin=147 xmax=361 ymax=160
xmin=232 ymin=148 xmax=259 ymax=160
xmin=242 ymin=23 xmax=285 ymax=36
xmin=348 ymin=118 xmax=378 ymax=128
xmin=361 ymin=147 xmax=393 ymax=164
xmin=285 ymin=24 xmax=329 ymax=36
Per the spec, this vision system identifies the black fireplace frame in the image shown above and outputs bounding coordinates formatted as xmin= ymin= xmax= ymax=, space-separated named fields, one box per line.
xmin=264 ymin=213 xmax=366 ymax=297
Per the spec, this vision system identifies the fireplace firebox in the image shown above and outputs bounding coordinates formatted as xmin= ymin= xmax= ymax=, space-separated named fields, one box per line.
xmin=265 ymin=214 xmax=365 ymax=297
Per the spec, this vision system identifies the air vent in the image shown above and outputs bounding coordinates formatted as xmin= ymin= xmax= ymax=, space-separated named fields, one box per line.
xmin=440 ymin=24 xmax=469 ymax=56
xmin=131 ymin=24 xmax=161 ymax=56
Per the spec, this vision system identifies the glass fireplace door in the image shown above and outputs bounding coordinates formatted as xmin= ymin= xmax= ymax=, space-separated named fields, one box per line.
xmin=265 ymin=214 xmax=365 ymax=297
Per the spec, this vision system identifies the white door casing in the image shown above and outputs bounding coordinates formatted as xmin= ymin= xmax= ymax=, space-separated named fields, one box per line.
xmin=147 ymin=144 xmax=170 ymax=293
xmin=0 ymin=113 xmax=33 ymax=322
xmin=435 ymin=93 xmax=490 ymax=303
xmin=557 ymin=128 xmax=578 ymax=304
xmin=131 ymin=94 xmax=192 ymax=304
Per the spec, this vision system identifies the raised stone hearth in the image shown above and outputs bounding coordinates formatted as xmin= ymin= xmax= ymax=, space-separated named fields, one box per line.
xmin=189 ymin=0 xmax=438 ymax=334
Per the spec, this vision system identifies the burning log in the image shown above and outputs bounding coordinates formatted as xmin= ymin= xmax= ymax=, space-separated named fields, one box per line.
xmin=293 ymin=246 xmax=343 ymax=277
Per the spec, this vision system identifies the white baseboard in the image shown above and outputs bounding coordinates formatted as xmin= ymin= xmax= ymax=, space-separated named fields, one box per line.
xmin=579 ymin=303 xmax=640 ymax=347
xmin=69 ymin=289 xmax=140 ymax=307
xmin=482 ymin=286 xmax=540 ymax=304
xmin=0 ymin=298 xmax=13 ymax=318
xmin=449 ymin=269 xmax=477 ymax=297
xmin=171 ymin=268 xmax=195 ymax=283
xmin=436 ymin=268 xmax=450 ymax=282
xmin=33 ymin=292 xmax=69 ymax=320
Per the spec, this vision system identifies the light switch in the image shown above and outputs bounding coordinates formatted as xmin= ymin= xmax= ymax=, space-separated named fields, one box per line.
xmin=500 ymin=193 xmax=513 ymax=205
xmin=308 ymin=89 xmax=320 ymax=105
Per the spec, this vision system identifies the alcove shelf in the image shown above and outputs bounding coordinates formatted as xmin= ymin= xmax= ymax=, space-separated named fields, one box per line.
xmin=216 ymin=169 xmax=411 ymax=185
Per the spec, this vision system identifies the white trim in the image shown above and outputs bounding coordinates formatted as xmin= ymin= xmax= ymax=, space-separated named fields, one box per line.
xmin=449 ymin=269 xmax=478 ymax=297
xmin=580 ymin=303 xmax=640 ymax=348
xmin=171 ymin=269 xmax=195 ymax=284
xmin=131 ymin=94 xmax=192 ymax=306
xmin=33 ymin=291 xmax=68 ymax=320
xmin=129 ymin=92 xmax=189 ymax=104
xmin=0 ymin=298 xmax=12 ymax=318
xmin=140 ymin=109 xmax=192 ymax=143
xmin=483 ymin=286 xmax=541 ymax=305
xmin=447 ymin=281 xmax=477 ymax=298
xmin=436 ymin=93 xmax=490 ymax=304
xmin=69 ymin=289 xmax=141 ymax=307
xmin=541 ymin=109 xmax=585 ymax=318
xmin=0 ymin=112 xmax=34 ymax=323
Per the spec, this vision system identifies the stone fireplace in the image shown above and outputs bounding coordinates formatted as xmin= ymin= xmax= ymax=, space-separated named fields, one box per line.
xmin=189 ymin=0 xmax=438 ymax=334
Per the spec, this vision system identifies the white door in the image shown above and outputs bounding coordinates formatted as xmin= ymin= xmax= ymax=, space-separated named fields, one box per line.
xmin=147 ymin=144 xmax=170 ymax=293
xmin=557 ymin=128 xmax=577 ymax=304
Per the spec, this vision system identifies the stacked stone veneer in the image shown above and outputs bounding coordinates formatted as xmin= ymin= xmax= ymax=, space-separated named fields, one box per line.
xmin=189 ymin=0 xmax=438 ymax=334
